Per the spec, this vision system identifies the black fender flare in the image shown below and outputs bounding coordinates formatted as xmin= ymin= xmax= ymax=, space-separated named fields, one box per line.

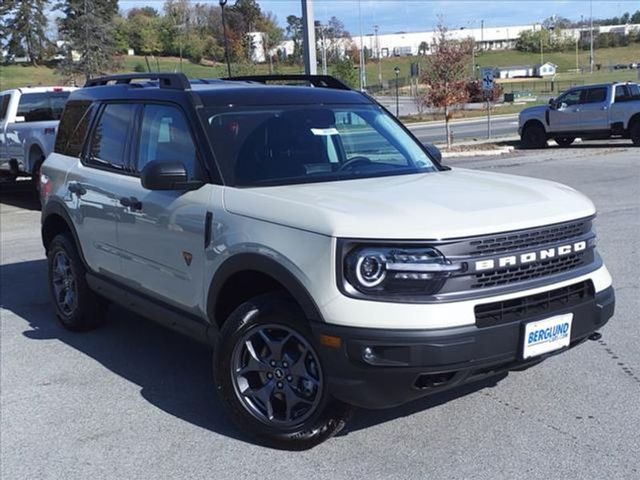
xmin=41 ymin=200 xmax=87 ymax=265
xmin=207 ymin=253 xmax=324 ymax=325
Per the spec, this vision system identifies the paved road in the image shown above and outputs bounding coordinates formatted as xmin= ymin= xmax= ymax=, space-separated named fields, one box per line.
xmin=1 ymin=143 xmax=639 ymax=479
xmin=407 ymin=115 xmax=519 ymax=144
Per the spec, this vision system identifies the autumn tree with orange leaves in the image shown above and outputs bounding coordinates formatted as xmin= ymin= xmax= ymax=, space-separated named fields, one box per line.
xmin=420 ymin=24 xmax=472 ymax=147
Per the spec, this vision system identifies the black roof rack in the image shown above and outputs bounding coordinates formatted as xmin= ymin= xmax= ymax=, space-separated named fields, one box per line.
xmin=225 ymin=75 xmax=351 ymax=91
xmin=84 ymin=73 xmax=190 ymax=90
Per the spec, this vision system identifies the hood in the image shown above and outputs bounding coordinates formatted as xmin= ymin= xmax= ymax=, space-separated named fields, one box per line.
xmin=520 ymin=104 xmax=548 ymax=118
xmin=223 ymin=169 xmax=595 ymax=239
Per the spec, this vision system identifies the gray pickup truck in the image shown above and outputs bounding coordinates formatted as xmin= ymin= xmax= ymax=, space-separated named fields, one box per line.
xmin=0 ymin=86 xmax=76 ymax=183
xmin=519 ymin=82 xmax=640 ymax=148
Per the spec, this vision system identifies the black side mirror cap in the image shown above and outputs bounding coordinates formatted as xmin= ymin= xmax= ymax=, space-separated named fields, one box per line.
xmin=140 ymin=161 xmax=203 ymax=191
xmin=423 ymin=142 xmax=443 ymax=163
xmin=548 ymin=98 xmax=556 ymax=108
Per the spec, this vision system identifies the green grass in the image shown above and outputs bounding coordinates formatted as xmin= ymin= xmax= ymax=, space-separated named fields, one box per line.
xmin=1 ymin=44 xmax=638 ymax=91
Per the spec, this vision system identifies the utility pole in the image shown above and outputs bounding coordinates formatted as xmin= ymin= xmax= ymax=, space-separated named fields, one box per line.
xmin=315 ymin=21 xmax=327 ymax=75
xmin=374 ymin=25 xmax=382 ymax=86
xmin=301 ymin=0 xmax=317 ymax=75
xmin=358 ymin=0 xmax=366 ymax=90
xmin=220 ymin=0 xmax=231 ymax=77
xmin=540 ymin=26 xmax=544 ymax=65
xmin=589 ymin=0 xmax=594 ymax=74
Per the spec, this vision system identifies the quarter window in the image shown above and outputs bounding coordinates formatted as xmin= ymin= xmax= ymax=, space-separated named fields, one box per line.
xmin=87 ymin=103 xmax=137 ymax=170
xmin=54 ymin=100 xmax=93 ymax=157
xmin=136 ymin=104 xmax=199 ymax=179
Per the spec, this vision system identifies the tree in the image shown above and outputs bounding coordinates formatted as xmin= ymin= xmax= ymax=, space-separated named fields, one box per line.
xmin=3 ymin=0 xmax=49 ymax=65
xmin=286 ymin=15 xmax=303 ymax=65
xmin=632 ymin=10 xmax=640 ymax=23
xmin=231 ymin=0 xmax=261 ymax=33
xmin=418 ymin=41 xmax=429 ymax=56
xmin=56 ymin=0 xmax=119 ymax=82
xmin=331 ymin=57 xmax=358 ymax=89
xmin=419 ymin=24 xmax=470 ymax=148
xmin=258 ymin=12 xmax=284 ymax=72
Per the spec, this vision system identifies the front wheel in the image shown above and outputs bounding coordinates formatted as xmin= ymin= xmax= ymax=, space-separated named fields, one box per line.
xmin=214 ymin=294 xmax=352 ymax=450
xmin=521 ymin=123 xmax=548 ymax=149
xmin=554 ymin=136 xmax=575 ymax=147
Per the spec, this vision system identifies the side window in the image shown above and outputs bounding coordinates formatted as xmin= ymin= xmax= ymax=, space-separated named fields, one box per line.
xmin=0 ymin=95 xmax=9 ymax=121
xmin=614 ymin=86 xmax=628 ymax=103
xmin=558 ymin=90 xmax=581 ymax=107
xmin=54 ymin=100 xmax=93 ymax=157
xmin=136 ymin=104 xmax=199 ymax=179
xmin=87 ymin=103 xmax=137 ymax=170
xmin=582 ymin=87 xmax=608 ymax=104
xmin=629 ymin=84 xmax=640 ymax=99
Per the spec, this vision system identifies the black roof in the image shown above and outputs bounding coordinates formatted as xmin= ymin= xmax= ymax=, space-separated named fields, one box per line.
xmin=74 ymin=73 xmax=370 ymax=106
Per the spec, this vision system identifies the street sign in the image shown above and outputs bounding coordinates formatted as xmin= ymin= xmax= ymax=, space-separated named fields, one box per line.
xmin=482 ymin=68 xmax=494 ymax=91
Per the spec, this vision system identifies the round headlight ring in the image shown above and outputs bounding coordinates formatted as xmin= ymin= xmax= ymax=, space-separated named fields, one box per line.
xmin=355 ymin=253 xmax=387 ymax=288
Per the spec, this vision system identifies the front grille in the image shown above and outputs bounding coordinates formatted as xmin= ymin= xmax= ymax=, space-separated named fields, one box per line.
xmin=472 ymin=252 xmax=587 ymax=289
xmin=474 ymin=280 xmax=594 ymax=328
xmin=468 ymin=219 xmax=589 ymax=255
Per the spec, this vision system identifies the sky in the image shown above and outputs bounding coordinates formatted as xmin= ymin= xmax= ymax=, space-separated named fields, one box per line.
xmin=119 ymin=0 xmax=639 ymax=34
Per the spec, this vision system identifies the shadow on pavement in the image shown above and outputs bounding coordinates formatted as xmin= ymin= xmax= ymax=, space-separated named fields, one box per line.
xmin=497 ymin=139 xmax=635 ymax=151
xmin=1 ymin=258 xmax=507 ymax=448
xmin=0 ymin=180 xmax=40 ymax=211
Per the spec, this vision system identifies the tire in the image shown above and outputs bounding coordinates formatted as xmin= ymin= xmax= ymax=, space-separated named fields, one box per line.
xmin=554 ymin=136 xmax=575 ymax=147
xmin=47 ymin=233 xmax=106 ymax=331
xmin=214 ymin=293 xmax=353 ymax=450
xmin=631 ymin=121 xmax=640 ymax=146
xmin=521 ymin=123 xmax=548 ymax=149
xmin=30 ymin=151 xmax=45 ymax=192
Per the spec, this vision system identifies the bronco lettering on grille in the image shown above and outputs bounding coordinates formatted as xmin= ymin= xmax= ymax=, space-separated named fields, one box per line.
xmin=475 ymin=241 xmax=587 ymax=272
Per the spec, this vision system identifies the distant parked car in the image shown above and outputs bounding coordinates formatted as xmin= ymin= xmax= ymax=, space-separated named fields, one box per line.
xmin=0 ymin=86 xmax=76 ymax=185
xmin=519 ymin=82 xmax=640 ymax=148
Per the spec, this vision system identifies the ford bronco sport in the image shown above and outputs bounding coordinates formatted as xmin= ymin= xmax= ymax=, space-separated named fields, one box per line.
xmin=40 ymin=73 xmax=615 ymax=450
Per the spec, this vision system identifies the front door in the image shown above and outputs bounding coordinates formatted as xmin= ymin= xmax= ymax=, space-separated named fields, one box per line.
xmin=114 ymin=103 xmax=212 ymax=314
xmin=548 ymin=89 xmax=582 ymax=132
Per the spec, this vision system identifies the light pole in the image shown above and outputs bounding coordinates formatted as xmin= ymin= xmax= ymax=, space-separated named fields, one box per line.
xmin=589 ymin=0 xmax=594 ymax=73
xmin=219 ymin=0 xmax=232 ymax=77
xmin=314 ymin=21 xmax=327 ymax=75
xmin=394 ymin=66 xmax=400 ymax=117
xmin=374 ymin=25 xmax=382 ymax=86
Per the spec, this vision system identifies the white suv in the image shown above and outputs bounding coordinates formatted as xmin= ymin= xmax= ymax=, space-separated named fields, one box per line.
xmin=40 ymin=74 xmax=615 ymax=450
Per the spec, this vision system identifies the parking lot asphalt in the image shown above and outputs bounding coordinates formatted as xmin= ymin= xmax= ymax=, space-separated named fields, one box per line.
xmin=1 ymin=141 xmax=639 ymax=480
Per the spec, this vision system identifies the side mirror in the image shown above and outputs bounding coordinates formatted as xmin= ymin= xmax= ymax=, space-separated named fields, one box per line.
xmin=14 ymin=115 xmax=25 ymax=123
xmin=548 ymin=98 xmax=556 ymax=108
xmin=140 ymin=161 xmax=203 ymax=191
xmin=423 ymin=142 xmax=442 ymax=163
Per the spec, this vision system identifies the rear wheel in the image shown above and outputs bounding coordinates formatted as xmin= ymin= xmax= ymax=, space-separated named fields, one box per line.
xmin=30 ymin=150 xmax=45 ymax=192
xmin=47 ymin=233 xmax=106 ymax=331
xmin=214 ymin=293 xmax=353 ymax=450
xmin=521 ymin=123 xmax=548 ymax=149
xmin=630 ymin=121 xmax=640 ymax=146
xmin=554 ymin=136 xmax=575 ymax=147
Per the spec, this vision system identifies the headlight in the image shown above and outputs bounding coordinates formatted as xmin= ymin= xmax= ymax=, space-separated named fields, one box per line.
xmin=342 ymin=245 xmax=464 ymax=298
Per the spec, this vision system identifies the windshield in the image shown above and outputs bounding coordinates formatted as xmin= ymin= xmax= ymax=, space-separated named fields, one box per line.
xmin=200 ymin=104 xmax=438 ymax=187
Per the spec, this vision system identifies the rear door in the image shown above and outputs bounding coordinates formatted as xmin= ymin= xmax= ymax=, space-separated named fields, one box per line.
xmin=548 ymin=89 xmax=582 ymax=132
xmin=578 ymin=86 xmax=610 ymax=131
xmin=113 ymin=102 xmax=213 ymax=313
xmin=67 ymin=102 xmax=138 ymax=278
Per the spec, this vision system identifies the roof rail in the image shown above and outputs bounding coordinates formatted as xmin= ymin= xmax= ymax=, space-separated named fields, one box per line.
xmin=225 ymin=75 xmax=351 ymax=91
xmin=84 ymin=73 xmax=190 ymax=90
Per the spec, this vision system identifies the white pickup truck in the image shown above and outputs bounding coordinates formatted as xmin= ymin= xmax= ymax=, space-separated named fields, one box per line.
xmin=519 ymin=82 xmax=640 ymax=148
xmin=0 ymin=86 xmax=76 ymax=183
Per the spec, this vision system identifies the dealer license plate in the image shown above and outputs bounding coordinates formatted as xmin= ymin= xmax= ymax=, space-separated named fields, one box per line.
xmin=522 ymin=313 xmax=573 ymax=359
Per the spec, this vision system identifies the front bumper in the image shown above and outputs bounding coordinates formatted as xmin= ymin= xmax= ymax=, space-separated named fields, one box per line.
xmin=311 ymin=285 xmax=614 ymax=409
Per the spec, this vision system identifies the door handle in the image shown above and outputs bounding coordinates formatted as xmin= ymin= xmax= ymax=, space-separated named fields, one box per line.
xmin=120 ymin=196 xmax=142 ymax=210
xmin=601 ymin=106 xmax=608 ymax=111
xmin=68 ymin=182 xmax=86 ymax=196
xmin=575 ymin=108 xmax=580 ymax=112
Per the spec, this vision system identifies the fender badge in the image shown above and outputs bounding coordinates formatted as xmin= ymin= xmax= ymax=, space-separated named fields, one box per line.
xmin=182 ymin=252 xmax=193 ymax=266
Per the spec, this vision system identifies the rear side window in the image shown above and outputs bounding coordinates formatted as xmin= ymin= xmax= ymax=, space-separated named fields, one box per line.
xmin=0 ymin=95 xmax=10 ymax=121
xmin=16 ymin=92 xmax=70 ymax=121
xmin=614 ymin=86 xmax=628 ymax=102
xmin=582 ymin=87 xmax=608 ymax=104
xmin=87 ymin=103 xmax=137 ymax=170
xmin=54 ymin=100 xmax=93 ymax=157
